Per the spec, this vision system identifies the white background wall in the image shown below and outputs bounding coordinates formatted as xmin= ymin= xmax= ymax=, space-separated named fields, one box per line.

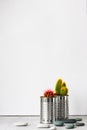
xmin=0 ymin=0 xmax=87 ymax=115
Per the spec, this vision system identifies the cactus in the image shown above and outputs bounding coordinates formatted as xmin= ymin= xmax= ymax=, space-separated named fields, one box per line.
xmin=54 ymin=79 xmax=68 ymax=96
xmin=62 ymin=82 xmax=66 ymax=87
xmin=43 ymin=78 xmax=68 ymax=97
xmin=44 ymin=89 xmax=54 ymax=97
xmin=54 ymin=78 xmax=62 ymax=95
xmin=60 ymin=81 xmax=68 ymax=95
xmin=60 ymin=86 xmax=68 ymax=95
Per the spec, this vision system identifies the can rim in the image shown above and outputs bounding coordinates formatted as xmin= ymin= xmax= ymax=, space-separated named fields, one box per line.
xmin=40 ymin=95 xmax=69 ymax=98
xmin=40 ymin=96 xmax=54 ymax=98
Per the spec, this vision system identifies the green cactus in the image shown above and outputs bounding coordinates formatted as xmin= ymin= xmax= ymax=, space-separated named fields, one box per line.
xmin=60 ymin=86 xmax=68 ymax=95
xmin=54 ymin=79 xmax=68 ymax=96
xmin=54 ymin=78 xmax=62 ymax=95
xmin=60 ymin=81 xmax=68 ymax=95
xmin=62 ymin=82 xmax=66 ymax=87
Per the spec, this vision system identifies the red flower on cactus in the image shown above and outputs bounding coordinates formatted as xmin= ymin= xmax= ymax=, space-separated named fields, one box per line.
xmin=44 ymin=89 xmax=54 ymax=97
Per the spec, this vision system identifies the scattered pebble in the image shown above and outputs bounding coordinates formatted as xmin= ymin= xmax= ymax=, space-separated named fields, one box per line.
xmin=65 ymin=124 xmax=74 ymax=129
xmin=76 ymin=122 xmax=85 ymax=126
xmin=14 ymin=121 xmax=29 ymax=126
xmin=64 ymin=119 xmax=76 ymax=124
xmin=50 ymin=126 xmax=56 ymax=130
xmin=37 ymin=123 xmax=50 ymax=128
xmin=75 ymin=118 xmax=82 ymax=121
xmin=54 ymin=120 xmax=64 ymax=126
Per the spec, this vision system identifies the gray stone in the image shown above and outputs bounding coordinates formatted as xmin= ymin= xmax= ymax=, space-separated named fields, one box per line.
xmin=54 ymin=121 xmax=64 ymax=126
xmin=64 ymin=119 xmax=76 ymax=124
xmin=76 ymin=122 xmax=85 ymax=126
xmin=65 ymin=124 xmax=74 ymax=129
xmin=75 ymin=118 xmax=82 ymax=121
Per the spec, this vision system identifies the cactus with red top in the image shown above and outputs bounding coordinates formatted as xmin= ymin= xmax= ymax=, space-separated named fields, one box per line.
xmin=44 ymin=89 xmax=54 ymax=97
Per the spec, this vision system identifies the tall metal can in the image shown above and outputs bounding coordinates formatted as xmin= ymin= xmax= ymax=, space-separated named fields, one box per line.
xmin=40 ymin=96 xmax=54 ymax=124
xmin=54 ymin=95 xmax=69 ymax=120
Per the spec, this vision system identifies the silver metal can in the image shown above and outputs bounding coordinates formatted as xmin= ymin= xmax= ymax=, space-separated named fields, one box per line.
xmin=40 ymin=96 xmax=54 ymax=124
xmin=54 ymin=96 xmax=69 ymax=120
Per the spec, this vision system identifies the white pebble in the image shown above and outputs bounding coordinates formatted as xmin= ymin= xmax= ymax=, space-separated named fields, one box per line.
xmin=50 ymin=126 xmax=56 ymax=130
xmin=37 ymin=123 xmax=50 ymax=128
xmin=14 ymin=121 xmax=29 ymax=126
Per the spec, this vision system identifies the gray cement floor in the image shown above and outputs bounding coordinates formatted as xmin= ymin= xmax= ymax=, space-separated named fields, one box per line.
xmin=0 ymin=116 xmax=87 ymax=130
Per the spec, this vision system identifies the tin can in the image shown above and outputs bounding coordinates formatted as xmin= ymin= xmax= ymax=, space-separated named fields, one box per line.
xmin=54 ymin=96 xmax=69 ymax=120
xmin=40 ymin=96 xmax=54 ymax=124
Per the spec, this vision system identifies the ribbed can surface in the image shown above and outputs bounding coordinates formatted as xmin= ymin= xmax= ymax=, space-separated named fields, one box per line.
xmin=40 ymin=96 xmax=54 ymax=124
xmin=54 ymin=96 xmax=69 ymax=120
